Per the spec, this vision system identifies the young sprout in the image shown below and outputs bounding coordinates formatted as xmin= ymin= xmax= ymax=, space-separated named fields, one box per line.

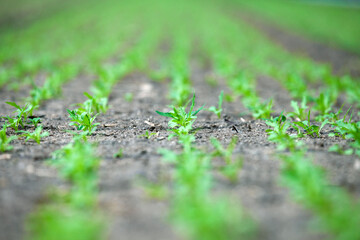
xmin=156 ymin=94 xmax=204 ymax=136
xmin=248 ymin=99 xmax=273 ymax=119
xmin=67 ymin=109 xmax=99 ymax=135
xmin=0 ymin=125 xmax=17 ymax=152
xmin=2 ymin=115 xmax=20 ymax=131
xmin=266 ymin=113 xmax=301 ymax=151
xmin=224 ymin=93 xmax=236 ymax=102
xmin=169 ymin=77 xmax=192 ymax=107
xmin=78 ymin=92 xmax=109 ymax=114
xmin=5 ymin=101 xmax=38 ymax=128
xmin=313 ymin=92 xmax=336 ymax=119
xmin=207 ymin=91 xmax=223 ymax=119
xmin=29 ymin=87 xmax=43 ymax=106
xmin=29 ymin=117 xmax=41 ymax=128
xmin=292 ymin=110 xmax=328 ymax=138
xmin=18 ymin=126 xmax=49 ymax=144
xmin=53 ymin=139 xmax=100 ymax=185
xmin=287 ymin=96 xmax=308 ymax=121
xmin=139 ymin=130 xmax=156 ymax=139
xmin=114 ymin=148 xmax=123 ymax=158
xmin=328 ymin=144 xmax=353 ymax=155
xmin=330 ymin=120 xmax=360 ymax=156
xmin=91 ymin=79 xmax=113 ymax=99
xmin=318 ymin=105 xmax=352 ymax=123
xmin=211 ymin=136 xmax=242 ymax=182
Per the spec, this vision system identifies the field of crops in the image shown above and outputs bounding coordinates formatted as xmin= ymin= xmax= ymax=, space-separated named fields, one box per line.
xmin=1 ymin=0 xmax=360 ymax=240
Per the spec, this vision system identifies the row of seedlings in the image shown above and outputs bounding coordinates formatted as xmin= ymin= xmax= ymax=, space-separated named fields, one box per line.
xmin=26 ymin=20 xmax=165 ymax=239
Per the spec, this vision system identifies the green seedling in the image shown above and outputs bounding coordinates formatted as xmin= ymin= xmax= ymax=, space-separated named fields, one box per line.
xmin=156 ymin=94 xmax=204 ymax=136
xmin=320 ymin=105 xmax=352 ymax=123
xmin=51 ymin=139 xmax=100 ymax=207
xmin=330 ymin=120 xmax=358 ymax=139
xmin=281 ymin=73 xmax=310 ymax=100
xmin=67 ymin=109 xmax=99 ymax=135
xmin=124 ymin=92 xmax=133 ymax=102
xmin=28 ymin=71 xmax=69 ymax=106
xmin=207 ymin=91 xmax=223 ymax=119
xmin=313 ymin=92 xmax=336 ymax=118
xmin=29 ymin=117 xmax=41 ymax=128
xmin=91 ymin=79 xmax=113 ymax=99
xmin=287 ymin=97 xmax=308 ymax=121
xmin=228 ymin=73 xmax=254 ymax=98
xmin=29 ymin=87 xmax=44 ymax=106
xmin=0 ymin=125 xmax=17 ymax=152
xmin=224 ymin=93 xmax=236 ymax=102
xmin=211 ymin=137 xmax=242 ymax=182
xmin=18 ymin=126 xmax=49 ymax=144
xmin=27 ymin=204 xmax=105 ymax=240
xmin=211 ymin=136 xmax=237 ymax=164
xmin=139 ymin=130 xmax=156 ymax=139
xmin=328 ymin=109 xmax=354 ymax=139
xmin=5 ymin=101 xmax=38 ymax=129
xmin=2 ymin=115 xmax=21 ymax=131
xmin=113 ymin=148 xmax=123 ymax=158
xmin=169 ymin=75 xmax=192 ymax=106
xmin=330 ymin=121 xmax=360 ymax=156
xmin=248 ymin=99 xmax=273 ymax=119
xmin=328 ymin=144 xmax=353 ymax=155
xmin=292 ymin=111 xmax=328 ymax=138
xmin=159 ymin=133 xmax=254 ymax=240
xmin=78 ymin=92 xmax=108 ymax=114
xmin=53 ymin=139 xmax=100 ymax=186
xmin=266 ymin=113 xmax=301 ymax=151
xmin=279 ymin=150 xmax=360 ymax=240
xmin=65 ymin=131 xmax=90 ymax=143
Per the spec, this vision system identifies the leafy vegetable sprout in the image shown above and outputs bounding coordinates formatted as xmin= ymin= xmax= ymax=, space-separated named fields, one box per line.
xmin=330 ymin=120 xmax=360 ymax=156
xmin=156 ymin=94 xmax=204 ymax=136
xmin=0 ymin=125 xmax=17 ymax=152
xmin=320 ymin=105 xmax=352 ymax=124
xmin=29 ymin=117 xmax=41 ymax=128
xmin=27 ymin=204 xmax=105 ymax=240
xmin=78 ymin=92 xmax=108 ymax=115
xmin=2 ymin=116 xmax=20 ymax=131
xmin=4 ymin=101 xmax=38 ymax=130
xmin=139 ymin=130 xmax=157 ymax=139
xmin=211 ymin=137 xmax=242 ymax=182
xmin=287 ymin=97 xmax=308 ymax=121
xmin=18 ymin=126 xmax=49 ymax=144
xmin=313 ymin=92 xmax=336 ymax=120
xmin=52 ymin=139 xmax=100 ymax=187
xmin=207 ymin=91 xmax=223 ymax=119
xmin=247 ymin=99 xmax=273 ymax=119
xmin=265 ymin=113 xmax=300 ymax=151
xmin=113 ymin=148 xmax=123 ymax=158
xmin=292 ymin=110 xmax=328 ymax=138
xmin=90 ymin=79 xmax=113 ymax=99
xmin=67 ymin=109 xmax=99 ymax=135
xmin=328 ymin=144 xmax=353 ymax=155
